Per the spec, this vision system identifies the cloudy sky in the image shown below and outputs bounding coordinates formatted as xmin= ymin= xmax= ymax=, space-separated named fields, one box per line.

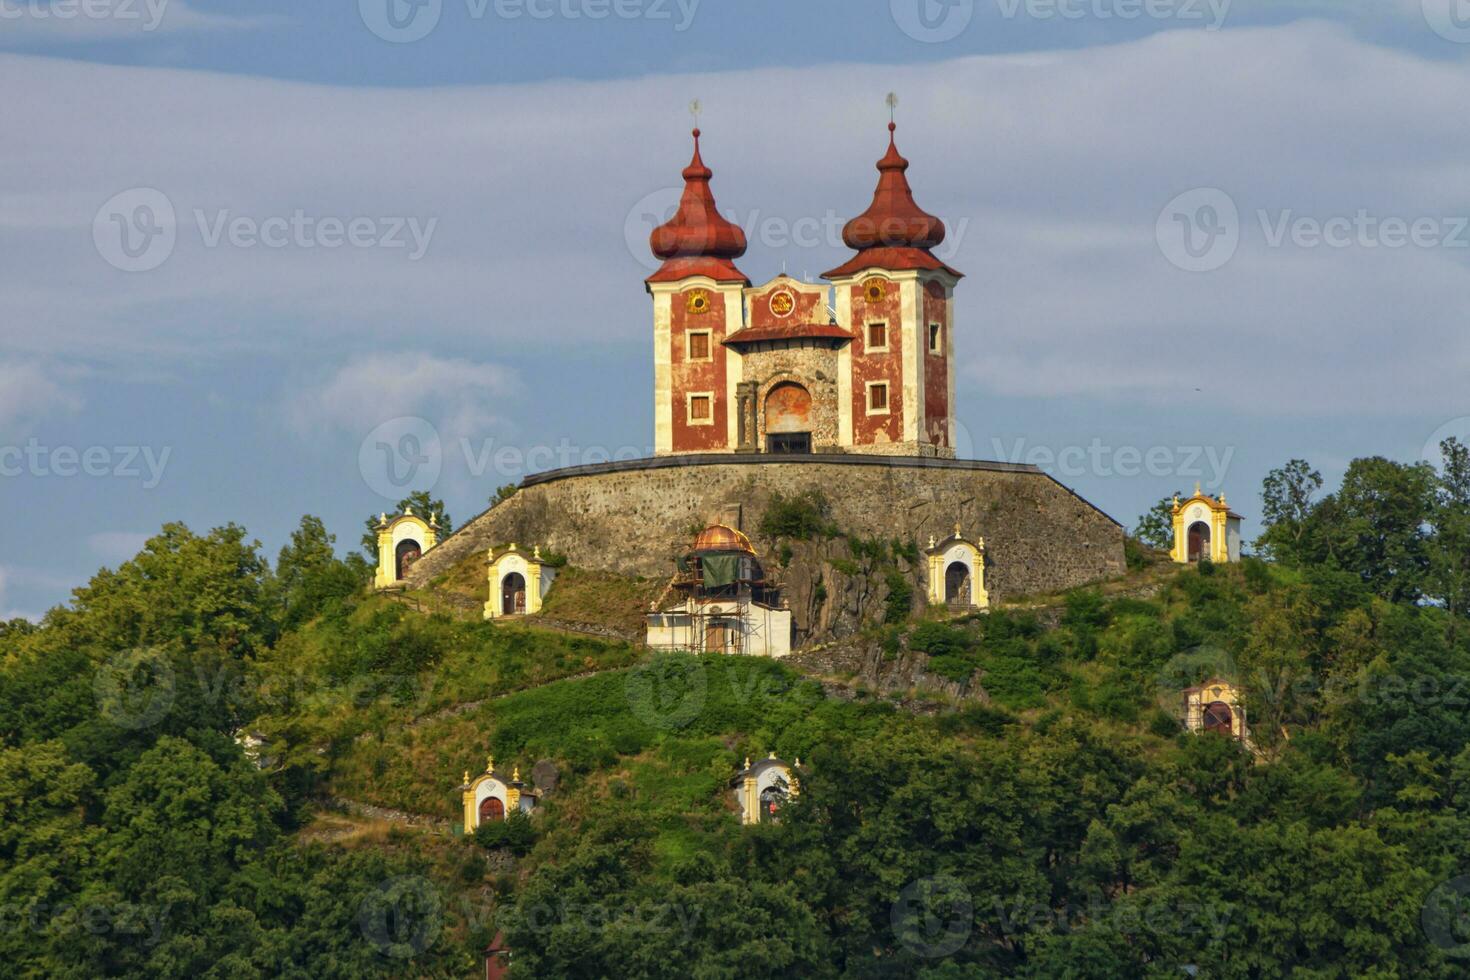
xmin=4 ymin=0 xmax=1470 ymax=618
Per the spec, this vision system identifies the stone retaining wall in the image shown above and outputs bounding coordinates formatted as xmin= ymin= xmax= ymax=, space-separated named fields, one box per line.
xmin=406 ymin=455 xmax=1125 ymax=603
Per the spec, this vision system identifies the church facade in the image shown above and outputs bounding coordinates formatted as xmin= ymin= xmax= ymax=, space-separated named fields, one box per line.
xmin=647 ymin=124 xmax=959 ymax=458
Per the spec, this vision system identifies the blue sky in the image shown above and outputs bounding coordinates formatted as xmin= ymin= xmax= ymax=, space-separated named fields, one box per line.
xmin=4 ymin=0 xmax=1470 ymax=617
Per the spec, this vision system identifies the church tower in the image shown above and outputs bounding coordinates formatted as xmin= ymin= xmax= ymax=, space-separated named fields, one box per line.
xmin=647 ymin=128 xmax=749 ymax=456
xmin=823 ymin=122 xmax=961 ymax=457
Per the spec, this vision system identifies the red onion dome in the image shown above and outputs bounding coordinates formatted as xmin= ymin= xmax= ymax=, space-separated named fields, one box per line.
xmin=840 ymin=123 xmax=946 ymax=250
xmin=649 ymin=129 xmax=748 ymax=262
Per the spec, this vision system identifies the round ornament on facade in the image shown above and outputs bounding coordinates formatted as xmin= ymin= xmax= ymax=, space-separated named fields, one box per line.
xmin=769 ymin=289 xmax=796 ymax=317
xmin=864 ymin=277 xmax=888 ymax=302
xmin=686 ymin=289 xmax=711 ymax=314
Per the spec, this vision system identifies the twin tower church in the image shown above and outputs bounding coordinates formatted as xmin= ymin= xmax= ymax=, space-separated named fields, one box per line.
xmin=648 ymin=122 xmax=959 ymax=458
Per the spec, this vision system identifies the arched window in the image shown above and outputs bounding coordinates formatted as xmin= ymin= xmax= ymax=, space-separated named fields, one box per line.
xmin=945 ymin=561 xmax=971 ymax=604
xmin=479 ymin=796 xmax=505 ymax=823
xmin=1187 ymin=521 xmax=1211 ymax=562
xmin=1202 ymin=701 xmax=1233 ymax=736
xmin=501 ymin=572 xmax=527 ymax=615
xmin=395 ymin=539 xmax=422 ymax=581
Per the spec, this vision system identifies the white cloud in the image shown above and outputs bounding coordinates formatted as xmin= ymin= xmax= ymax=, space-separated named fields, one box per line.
xmin=287 ymin=352 xmax=520 ymax=445
xmin=5 ymin=23 xmax=1470 ymax=416
xmin=0 ymin=0 xmax=282 ymax=46
xmin=0 ymin=362 xmax=84 ymax=437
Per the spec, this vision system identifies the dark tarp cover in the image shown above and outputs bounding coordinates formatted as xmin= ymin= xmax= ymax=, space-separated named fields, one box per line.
xmin=700 ymin=554 xmax=741 ymax=588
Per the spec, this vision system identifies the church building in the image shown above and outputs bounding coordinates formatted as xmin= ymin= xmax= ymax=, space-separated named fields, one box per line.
xmin=647 ymin=123 xmax=959 ymax=458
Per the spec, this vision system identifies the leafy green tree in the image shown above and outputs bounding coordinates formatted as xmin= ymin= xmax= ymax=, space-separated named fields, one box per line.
xmin=275 ymin=515 xmax=369 ymax=628
xmin=490 ymin=483 xmax=518 ymax=507
xmin=1429 ymin=437 xmax=1470 ymax=629
xmin=1257 ymin=459 xmax=1323 ymax=561
xmin=1133 ymin=493 xmax=1182 ymax=551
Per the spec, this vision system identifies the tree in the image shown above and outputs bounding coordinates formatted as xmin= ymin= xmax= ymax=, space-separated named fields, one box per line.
xmin=1330 ymin=457 xmax=1436 ymax=603
xmin=361 ymin=491 xmax=452 ymax=558
xmin=1429 ymin=437 xmax=1470 ymax=628
xmin=1257 ymin=459 xmax=1322 ymax=561
xmin=275 ymin=515 xmax=368 ymax=628
xmin=1133 ymin=493 xmax=1182 ymax=551
xmin=490 ymin=483 xmax=518 ymax=508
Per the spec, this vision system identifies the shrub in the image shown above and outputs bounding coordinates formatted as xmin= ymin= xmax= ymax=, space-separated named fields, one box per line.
xmin=474 ymin=810 xmax=537 ymax=855
xmin=759 ymin=491 xmax=835 ymax=540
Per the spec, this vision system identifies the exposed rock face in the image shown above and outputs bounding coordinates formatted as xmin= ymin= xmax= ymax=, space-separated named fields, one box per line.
xmin=406 ymin=457 xmax=1125 ymax=617
xmin=786 ymin=635 xmax=987 ymax=705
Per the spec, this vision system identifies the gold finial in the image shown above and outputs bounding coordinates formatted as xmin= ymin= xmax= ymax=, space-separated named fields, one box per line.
xmin=405 ymin=504 xmax=414 ymax=516
xmin=534 ymin=545 xmax=541 ymax=560
xmin=743 ymin=756 xmax=751 ymax=770
xmin=954 ymin=522 xmax=962 ymax=537
xmin=794 ymin=757 xmax=801 ymax=768
xmin=486 ymin=755 xmax=494 ymax=774
xmin=512 ymin=766 xmax=521 ymax=782
xmin=1195 ymin=481 xmax=1202 ymax=496
xmin=509 ymin=542 xmax=517 ymax=552
xmin=768 ymin=751 xmax=777 ymax=760
xmin=976 ymin=536 xmax=985 ymax=550
xmin=1219 ymin=492 xmax=1227 ymax=506
xmin=462 ymin=770 xmax=469 ymax=785
xmin=379 ymin=512 xmax=388 ymax=526
xmin=928 ymin=535 xmax=936 ymax=549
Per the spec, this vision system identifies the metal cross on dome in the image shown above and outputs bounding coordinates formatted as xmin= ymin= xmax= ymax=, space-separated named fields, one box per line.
xmin=689 ymin=99 xmax=701 ymax=127
xmin=886 ymin=91 xmax=898 ymax=122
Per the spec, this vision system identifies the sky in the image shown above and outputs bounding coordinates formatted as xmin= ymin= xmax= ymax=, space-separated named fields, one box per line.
xmin=4 ymin=0 xmax=1470 ymax=619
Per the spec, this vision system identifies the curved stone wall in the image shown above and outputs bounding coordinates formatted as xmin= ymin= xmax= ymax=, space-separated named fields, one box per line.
xmin=405 ymin=455 xmax=1125 ymax=603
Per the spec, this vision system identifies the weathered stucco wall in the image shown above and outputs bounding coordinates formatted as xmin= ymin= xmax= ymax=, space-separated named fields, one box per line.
xmin=406 ymin=456 xmax=1125 ymax=604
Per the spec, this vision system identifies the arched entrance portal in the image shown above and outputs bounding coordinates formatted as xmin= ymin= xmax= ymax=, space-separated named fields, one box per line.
xmin=1202 ymin=701 xmax=1233 ymax=736
xmin=501 ymin=572 xmax=527 ymax=615
xmin=764 ymin=382 xmax=812 ymax=455
xmin=479 ymin=796 xmax=504 ymax=823
xmin=395 ymin=539 xmax=422 ymax=581
xmin=945 ymin=561 xmax=972 ymax=605
xmin=1187 ymin=521 xmax=1211 ymax=562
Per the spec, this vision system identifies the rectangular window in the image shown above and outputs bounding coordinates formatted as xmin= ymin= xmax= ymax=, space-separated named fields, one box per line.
xmin=928 ymin=322 xmax=943 ymax=354
xmin=687 ymin=330 xmax=711 ymax=361
xmin=867 ymin=322 xmax=888 ymax=351
xmin=867 ymin=382 xmax=889 ymax=415
xmin=688 ymin=393 xmax=713 ymax=424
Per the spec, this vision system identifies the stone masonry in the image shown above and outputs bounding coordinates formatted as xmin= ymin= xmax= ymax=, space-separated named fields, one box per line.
xmin=405 ymin=455 xmax=1125 ymax=604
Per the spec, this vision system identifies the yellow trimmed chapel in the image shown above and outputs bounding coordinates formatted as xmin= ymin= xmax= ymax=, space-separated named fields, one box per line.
xmin=1171 ymin=486 xmax=1243 ymax=564
xmin=373 ymin=509 xmax=440 ymax=589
